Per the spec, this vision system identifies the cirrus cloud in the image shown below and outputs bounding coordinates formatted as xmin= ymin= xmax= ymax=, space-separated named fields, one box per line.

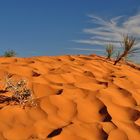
xmin=75 ymin=12 xmax=140 ymax=48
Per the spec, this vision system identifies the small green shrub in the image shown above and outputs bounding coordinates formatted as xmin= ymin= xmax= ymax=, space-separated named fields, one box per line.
xmin=3 ymin=50 xmax=17 ymax=57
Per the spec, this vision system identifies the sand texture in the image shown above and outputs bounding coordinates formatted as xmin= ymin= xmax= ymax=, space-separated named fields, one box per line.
xmin=0 ymin=54 xmax=140 ymax=140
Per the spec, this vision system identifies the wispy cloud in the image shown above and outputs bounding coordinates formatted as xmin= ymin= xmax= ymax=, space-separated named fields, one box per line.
xmin=75 ymin=12 xmax=140 ymax=48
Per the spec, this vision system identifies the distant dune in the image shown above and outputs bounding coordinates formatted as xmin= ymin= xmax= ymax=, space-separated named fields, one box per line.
xmin=0 ymin=54 xmax=140 ymax=140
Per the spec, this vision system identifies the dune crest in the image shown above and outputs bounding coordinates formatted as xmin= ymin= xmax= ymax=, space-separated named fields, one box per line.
xmin=0 ymin=55 xmax=140 ymax=140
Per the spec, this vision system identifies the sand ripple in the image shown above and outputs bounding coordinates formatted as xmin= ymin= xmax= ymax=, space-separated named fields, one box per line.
xmin=0 ymin=55 xmax=140 ymax=140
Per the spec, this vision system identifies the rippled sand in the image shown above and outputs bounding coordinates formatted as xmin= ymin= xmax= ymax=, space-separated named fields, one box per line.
xmin=0 ymin=54 xmax=140 ymax=140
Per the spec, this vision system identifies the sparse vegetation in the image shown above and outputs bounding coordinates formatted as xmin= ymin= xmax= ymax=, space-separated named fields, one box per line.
xmin=106 ymin=44 xmax=114 ymax=60
xmin=3 ymin=50 xmax=17 ymax=57
xmin=114 ymin=35 xmax=139 ymax=65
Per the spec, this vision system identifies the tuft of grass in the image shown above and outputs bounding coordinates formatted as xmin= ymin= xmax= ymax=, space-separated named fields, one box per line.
xmin=106 ymin=44 xmax=114 ymax=60
xmin=3 ymin=50 xmax=17 ymax=57
xmin=114 ymin=35 xmax=140 ymax=65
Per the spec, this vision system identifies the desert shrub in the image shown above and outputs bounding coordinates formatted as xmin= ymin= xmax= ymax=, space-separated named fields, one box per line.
xmin=106 ymin=44 xmax=114 ymax=60
xmin=4 ymin=74 xmax=37 ymax=108
xmin=3 ymin=50 xmax=17 ymax=57
xmin=114 ymin=35 xmax=140 ymax=65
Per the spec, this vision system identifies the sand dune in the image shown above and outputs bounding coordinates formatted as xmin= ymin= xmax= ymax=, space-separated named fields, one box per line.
xmin=0 ymin=54 xmax=140 ymax=140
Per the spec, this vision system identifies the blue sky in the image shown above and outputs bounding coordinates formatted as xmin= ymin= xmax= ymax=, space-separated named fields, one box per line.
xmin=0 ymin=0 xmax=140 ymax=57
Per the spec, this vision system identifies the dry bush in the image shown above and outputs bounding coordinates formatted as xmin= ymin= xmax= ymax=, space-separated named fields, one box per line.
xmin=114 ymin=35 xmax=139 ymax=65
xmin=4 ymin=74 xmax=37 ymax=108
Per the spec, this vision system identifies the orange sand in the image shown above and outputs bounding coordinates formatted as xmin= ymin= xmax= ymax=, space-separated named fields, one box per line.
xmin=0 ymin=54 xmax=140 ymax=140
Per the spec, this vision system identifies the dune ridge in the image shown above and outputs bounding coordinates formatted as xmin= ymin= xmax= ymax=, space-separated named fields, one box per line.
xmin=0 ymin=54 xmax=140 ymax=140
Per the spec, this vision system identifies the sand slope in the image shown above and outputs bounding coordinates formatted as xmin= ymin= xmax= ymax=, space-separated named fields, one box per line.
xmin=0 ymin=54 xmax=140 ymax=140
